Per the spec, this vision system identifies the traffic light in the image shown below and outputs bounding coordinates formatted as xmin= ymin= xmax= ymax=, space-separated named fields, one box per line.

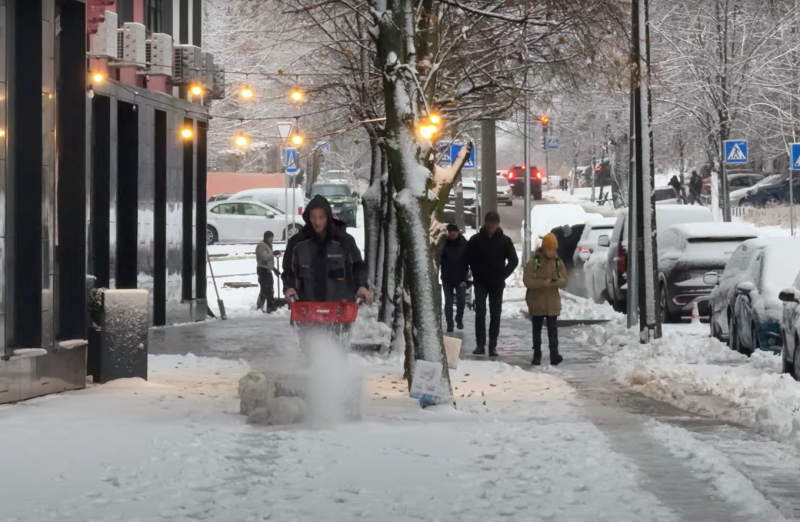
xmin=538 ymin=114 xmax=550 ymax=126
xmin=540 ymin=135 xmax=546 ymax=149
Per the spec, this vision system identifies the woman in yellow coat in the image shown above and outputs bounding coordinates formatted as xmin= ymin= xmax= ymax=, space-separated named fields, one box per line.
xmin=523 ymin=233 xmax=567 ymax=366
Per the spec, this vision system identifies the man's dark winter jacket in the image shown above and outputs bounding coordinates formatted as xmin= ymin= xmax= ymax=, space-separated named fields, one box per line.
xmin=466 ymin=227 xmax=519 ymax=290
xmin=550 ymin=224 xmax=584 ymax=269
xmin=440 ymin=234 xmax=469 ymax=287
xmin=282 ymin=195 xmax=367 ymax=302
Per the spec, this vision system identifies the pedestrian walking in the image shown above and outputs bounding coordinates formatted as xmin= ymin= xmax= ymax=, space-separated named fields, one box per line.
xmin=689 ymin=170 xmax=703 ymax=205
xmin=668 ymin=174 xmax=683 ymax=203
xmin=523 ymin=233 xmax=566 ymax=366
xmin=440 ymin=223 xmax=469 ymax=333
xmin=256 ymin=231 xmax=279 ymax=313
xmin=466 ymin=211 xmax=519 ymax=357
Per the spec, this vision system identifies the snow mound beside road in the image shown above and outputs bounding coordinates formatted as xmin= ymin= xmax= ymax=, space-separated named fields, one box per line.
xmin=588 ymin=320 xmax=800 ymax=448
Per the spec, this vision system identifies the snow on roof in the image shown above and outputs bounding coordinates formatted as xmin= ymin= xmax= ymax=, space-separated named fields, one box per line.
xmin=762 ymin=240 xmax=800 ymax=289
xmin=663 ymin=222 xmax=758 ymax=240
xmin=586 ymin=216 xmax=618 ymax=228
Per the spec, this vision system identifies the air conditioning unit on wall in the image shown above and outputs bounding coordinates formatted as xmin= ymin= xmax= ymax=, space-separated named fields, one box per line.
xmin=116 ymin=22 xmax=146 ymax=68
xmin=88 ymin=10 xmax=118 ymax=59
xmin=146 ymin=33 xmax=173 ymax=76
xmin=173 ymin=44 xmax=202 ymax=85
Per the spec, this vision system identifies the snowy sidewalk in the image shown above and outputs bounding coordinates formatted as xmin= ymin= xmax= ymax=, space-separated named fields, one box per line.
xmin=4 ymin=314 xmax=800 ymax=520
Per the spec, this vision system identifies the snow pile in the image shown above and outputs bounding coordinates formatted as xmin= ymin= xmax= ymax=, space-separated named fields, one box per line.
xmin=239 ymin=330 xmax=363 ymax=426
xmin=350 ymin=304 xmax=392 ymax=347
xmin=588 ymin=321 xmax=800 ymax=448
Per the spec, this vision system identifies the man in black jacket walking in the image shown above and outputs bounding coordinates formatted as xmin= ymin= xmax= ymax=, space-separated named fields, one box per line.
xmin=466 ymin=212 xmax=519 ymax=356
xmin=440 ymin=224 xmax=469 ymax=333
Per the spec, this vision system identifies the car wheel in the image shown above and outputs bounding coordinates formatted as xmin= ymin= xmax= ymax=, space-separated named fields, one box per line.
xmin=749 ymin=324 xmax=759 ymax=356
xmin=206 ymin=226 xmax=218 ymax=245
xmin=710 ymin=313 xmax=718 ymax=339
xmin=283 ymin=224 xmax=302 ymax=240
xmin=660 ymin=285 xmax=679 ymax=323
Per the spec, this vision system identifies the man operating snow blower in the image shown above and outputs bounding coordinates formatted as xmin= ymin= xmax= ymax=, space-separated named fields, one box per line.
xmin=282 ymin=195 xmax=370 ymax=305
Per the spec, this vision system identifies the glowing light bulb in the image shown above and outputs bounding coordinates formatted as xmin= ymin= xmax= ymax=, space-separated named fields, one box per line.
xmin=290 ymin=134 xmax=304 ymax=146
xmin=429 ymin=114 xmax=441 ymax=125
xmin=240 ymin=86 xmax=254 ymax=100
xmin=91 ymin=72 xmax=105 ymax=84
xmin=290 ymin=90 xmax=304 ymax=102
xmin=234 ymin=134 xmax=249 ymax=147
xmin=190 ymin=83 xmax=204 ymax=96
xmin=181 ymin=127 xmax=193 ymax=139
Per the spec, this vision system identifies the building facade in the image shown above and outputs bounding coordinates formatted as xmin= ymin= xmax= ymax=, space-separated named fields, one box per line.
xmin=0 ymin=0 xmax=209 ymax=405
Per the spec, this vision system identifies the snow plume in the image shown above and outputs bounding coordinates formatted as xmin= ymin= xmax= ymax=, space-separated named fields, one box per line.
xmin=304 ymin=329 xmax=363 ymax=427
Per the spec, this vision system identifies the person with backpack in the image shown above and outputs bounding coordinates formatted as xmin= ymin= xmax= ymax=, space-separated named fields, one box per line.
xmin=523 ymin=233 xmax=566 ymax=366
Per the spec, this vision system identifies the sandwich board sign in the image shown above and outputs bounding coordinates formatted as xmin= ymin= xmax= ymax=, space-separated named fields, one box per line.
xmin=724 ymin=140 xmax=748 ymax=164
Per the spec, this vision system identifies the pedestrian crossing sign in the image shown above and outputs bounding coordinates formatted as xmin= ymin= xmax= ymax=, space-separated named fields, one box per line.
xmin=792 ymin=143 xmax=800 ymax=171
xmin=724 ymin=140 xmax=748 ymax=164
xmin=448 ymin=143 xmax=476 ymax=169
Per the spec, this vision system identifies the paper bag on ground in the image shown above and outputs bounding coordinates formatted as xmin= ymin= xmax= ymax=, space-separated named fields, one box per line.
xmin=443 ymin=336 xmax=462 ymax=369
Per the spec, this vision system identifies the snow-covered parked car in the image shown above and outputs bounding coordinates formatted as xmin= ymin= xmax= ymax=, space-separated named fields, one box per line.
xmin=574 ymin=217 xmax=617 ymax=300
xmin=779 ymin=269 xmax=800 ymax=378
xmin=706 ymin=238 xmax=785 ymax=342
xmin=728 ymin=240 xmax=800 ymax=354
xmin=599 ymin=205 xmax=714 ymax=313
xmin=657 ymin=223 xmax=757 ymax=323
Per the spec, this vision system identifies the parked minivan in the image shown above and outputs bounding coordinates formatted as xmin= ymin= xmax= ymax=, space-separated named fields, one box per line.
xmin=598 ymin=205 xmax=714 ymax=312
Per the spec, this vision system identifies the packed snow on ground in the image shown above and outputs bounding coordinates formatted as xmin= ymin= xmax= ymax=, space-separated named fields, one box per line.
xmin=1 ymin=352 xmax=681 ymax=522
xmin=584 ymin=318 xmax=800 ymax=449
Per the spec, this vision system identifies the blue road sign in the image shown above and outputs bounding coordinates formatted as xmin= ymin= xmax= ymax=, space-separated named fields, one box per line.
xmin=792 ymin=144 xmax=800 ymax=171
xmin=546 ymin=136 xmax=560 ymax=150
xmin=449 ymin=143 xmax=476 ymax=169
xmin=724 ymin=140 xmax=748 ymax=164
xmin=316 ymin=141 xmax=330 ymax=154
xmin=285 ymin=148 xmax=299 ymax=174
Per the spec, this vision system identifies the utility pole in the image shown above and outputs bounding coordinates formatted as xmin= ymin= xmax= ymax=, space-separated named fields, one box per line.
xmin=543 ymin=125 xmax=550 ymax=194
xmin=523 ymin=101 xmax=531 ymax=266
xmin=481 ymin=120 xmax=497 ymax=217
xmin=631 ymin=0 xmax=660 ymax=341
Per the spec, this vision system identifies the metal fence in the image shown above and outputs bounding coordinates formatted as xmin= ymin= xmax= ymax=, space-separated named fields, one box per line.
xmin=731 ymin=206 xmax=771 ymax=220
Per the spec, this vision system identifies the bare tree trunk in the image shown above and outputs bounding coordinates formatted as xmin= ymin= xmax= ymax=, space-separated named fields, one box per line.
xmin=363 ymin=130 xmax=383 ymax=292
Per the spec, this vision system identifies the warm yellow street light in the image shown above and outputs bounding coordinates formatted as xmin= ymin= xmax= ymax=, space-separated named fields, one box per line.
xmin=290 ymin=133 xmax=304 ymax=146
xmin=234 ymin=134 xmax=249 ymax=147
xmin=239 ymin=86 xmax=254 ymax=100
xmin=429 ymin=114 xmax=441 ymax=125
xmin=290 ymin=89 xmax=304 ymax=103
xmin=91 ymin=72 xmax=105 ymax=84
xmin=419 ymin=124 xmax=438 ymax=140
xmin=190 ymin=83 xmax=204 ymax=96
xmin=181 ymin=126 xmax=193 ymax=140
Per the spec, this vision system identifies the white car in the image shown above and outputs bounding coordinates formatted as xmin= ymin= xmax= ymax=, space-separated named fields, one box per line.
xmin=496 ymin=176 xmax=513 ymax=206
xmin=206 ymin=200 xmax=303 ymax=245
xmin=527 ymin=204 xmax=603 ymax=250
xmin=227 ymin=187 xmax=307 ymax=217
xmin=575 ymin=217 xmax=617 ymax=301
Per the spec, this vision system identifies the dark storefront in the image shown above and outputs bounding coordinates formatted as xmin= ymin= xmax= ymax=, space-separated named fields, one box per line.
xmin=0 ymin=0 xmax=209 ymax=405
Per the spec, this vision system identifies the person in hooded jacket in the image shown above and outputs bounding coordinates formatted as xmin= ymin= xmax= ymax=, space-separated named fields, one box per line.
xmin=466 ymin=211 xmax=519 ymax=357
xmin=689 ymin=170 xmax=704 ymax=205
xmin=523 ymin=233 xmax=567 ymax=366
xmin=282 ymin=195 xmax=370 ymax=304
xmin=255 ymin=231 xmax=279 ymax=312
xmin=440 ymin=223 xmax=469 ymax=333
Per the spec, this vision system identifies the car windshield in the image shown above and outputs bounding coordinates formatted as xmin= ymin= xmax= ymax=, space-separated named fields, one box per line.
xmin=496 ymin=177 xmax=510 ymax=188
xmin=311 ymin=185 xmax=350 ymax=197
xmin=752 ymin=174 xmax=784 ymax=189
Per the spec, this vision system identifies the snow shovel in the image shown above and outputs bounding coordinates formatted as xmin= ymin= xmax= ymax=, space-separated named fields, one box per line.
xmin=206 ymin=250 xmax=227 ymax=320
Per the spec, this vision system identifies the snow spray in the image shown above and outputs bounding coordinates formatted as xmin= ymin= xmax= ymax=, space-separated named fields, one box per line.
xmin=302 ymin=328 xmax=363 ymax=427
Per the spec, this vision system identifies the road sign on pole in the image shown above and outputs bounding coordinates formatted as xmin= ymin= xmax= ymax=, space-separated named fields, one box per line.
xmin=285 ymin=148 xmax=299 ymax=174
xmin=277 ymin=122 xmax=294 ymax=147
xmin=316 ymin=141 xmax=330 ymax=154
xmin=724 ymin=140 xmax=748 ymax=164
xmin=448 ymin=143 xmax=476 ymax=169
xmin=545 ymin=136 xmax=560 ymax=150
xmin=791 ymin=143 xmax=800 ymax=170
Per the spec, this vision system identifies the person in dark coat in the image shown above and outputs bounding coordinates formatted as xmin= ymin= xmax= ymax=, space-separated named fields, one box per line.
xmin=255 ymin=231 xmax=279 ymax=312
xmin=668 ymin=175 xmax=682 ymax=202
xmin=282 ymin=195 xmax=370 ymax=303
xmin=466 ymin=211 xmax=519 ymax=357
xmin=689 ymin=170 xmax=703 ymax=205
xmin=440 ymin=223 xmax=469 ymax=333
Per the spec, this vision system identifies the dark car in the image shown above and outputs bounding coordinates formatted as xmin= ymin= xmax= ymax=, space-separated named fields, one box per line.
xmin=701 ymin=173 xmax=764 ymax=205
xmin=740 ymin=175 xmax=800 ymax=207
xmin=779 ymin=265 xmax=800 ymax=378
xmin=706 ymin=238 xmax=782 ymax=342
xmin=308 ymin=182 xmax=359 ymax=227
xmin=600 ymin=205 xmax=715 ymax=313
xmin=657 ymin=223 xmax=757 ymax=323
xmin=729 ymin=241 xmax=800 ymax=354
xmin=503 ymin=165 xmax=543 ymax=199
